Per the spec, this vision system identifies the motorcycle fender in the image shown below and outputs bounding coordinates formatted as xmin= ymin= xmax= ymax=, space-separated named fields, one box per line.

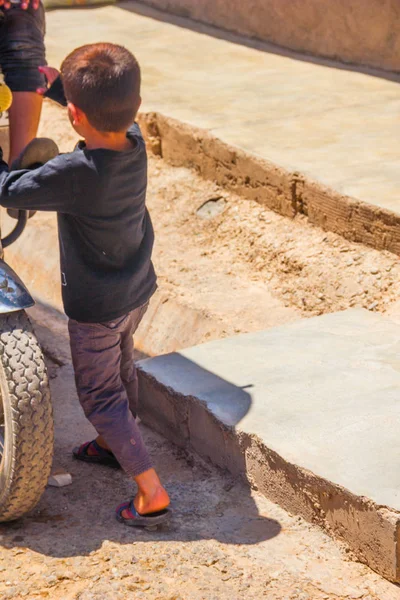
xmin=0 ymin=260 xmax=34 ymax=314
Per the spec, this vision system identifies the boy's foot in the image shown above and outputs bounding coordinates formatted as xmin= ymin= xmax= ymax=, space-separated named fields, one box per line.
xmin=117 ymin=468 xmax=171 ymax=525
xmin=133 ymin=481 xmax=171 ymax=516
xmin=72 ymin=439 xmax=121 ymax=468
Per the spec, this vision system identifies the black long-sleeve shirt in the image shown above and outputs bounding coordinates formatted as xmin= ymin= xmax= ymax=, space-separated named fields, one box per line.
xmin=0 ymin=124 xmax=157 ymax=322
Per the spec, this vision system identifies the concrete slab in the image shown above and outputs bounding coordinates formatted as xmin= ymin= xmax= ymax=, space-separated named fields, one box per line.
xmin=138 ymin=309 xmax=400 ymax=581
xmin=44 ymin=2 xmax=400 ymax=215
xmin=138 ymin=0 xmax=400 ymax=73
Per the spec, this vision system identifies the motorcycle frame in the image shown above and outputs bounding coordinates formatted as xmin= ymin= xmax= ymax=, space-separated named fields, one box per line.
xmin=0 ymin=218 xmax=35 ymax=314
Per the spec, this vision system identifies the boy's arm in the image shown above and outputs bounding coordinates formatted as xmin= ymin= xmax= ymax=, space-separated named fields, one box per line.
xmin=43 ymin=75 xmax=67 ymax=107
xmin=37 ymin=68 xmax=67 ymax=107
xmin=0 ymin=150 xmax=73 ymax=212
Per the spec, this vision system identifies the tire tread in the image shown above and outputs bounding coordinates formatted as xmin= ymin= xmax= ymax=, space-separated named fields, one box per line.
xmin=0 ymin=311 xmax=53 ymax=521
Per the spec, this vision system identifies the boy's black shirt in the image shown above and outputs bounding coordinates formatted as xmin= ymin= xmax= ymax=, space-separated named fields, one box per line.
xmin=0 ymin=124 xmax=157 ymax=323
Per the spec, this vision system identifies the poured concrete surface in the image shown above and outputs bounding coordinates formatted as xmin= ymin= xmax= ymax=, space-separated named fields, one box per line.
xmin=45 ymin=3 xmax=400 ymax=214
xmin=138 ymin=309 xmax=400 ymax=580
xmin=142 ymin=308 xmax=400 ymax=509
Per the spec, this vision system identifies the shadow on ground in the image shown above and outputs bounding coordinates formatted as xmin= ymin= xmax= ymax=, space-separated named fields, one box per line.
xmin=0 ymin=301 xmax=281 ymax=558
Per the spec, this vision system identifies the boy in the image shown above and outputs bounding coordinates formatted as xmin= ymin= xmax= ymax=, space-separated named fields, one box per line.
xmin=0 ymin=43 xmax=171 ymax=527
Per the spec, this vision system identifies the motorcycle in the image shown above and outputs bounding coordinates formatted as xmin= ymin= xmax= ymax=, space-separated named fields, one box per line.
xmin=0 ymin=122 xmax=56 ymax=521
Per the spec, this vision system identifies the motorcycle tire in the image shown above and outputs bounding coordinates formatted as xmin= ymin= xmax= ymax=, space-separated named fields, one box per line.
xmin=0 ymin=310 xmax=53 ymax=522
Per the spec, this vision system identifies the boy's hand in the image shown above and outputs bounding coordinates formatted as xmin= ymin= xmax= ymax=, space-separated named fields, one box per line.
xmin=37 ymin=66 xmax=60 ymax=95
xmin=0 ymin=0 xmax=40 ymax=9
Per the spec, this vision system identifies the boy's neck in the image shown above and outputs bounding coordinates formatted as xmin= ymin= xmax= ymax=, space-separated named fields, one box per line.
xmin=84 ymin=130 xmax=131 ymax=152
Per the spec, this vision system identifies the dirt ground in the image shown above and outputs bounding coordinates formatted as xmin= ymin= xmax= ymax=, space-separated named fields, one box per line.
xmin=36 ymin=101 xmax=400 ymax=343
xmin=147 ymin=157 xmax=400 ymax=326
xmin=0 ymin=307 xmax=399 ymax=600
xmin=2 ymin=101 xmax=400 ymax=599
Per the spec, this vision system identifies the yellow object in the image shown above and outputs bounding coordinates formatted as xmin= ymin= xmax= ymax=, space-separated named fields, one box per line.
xmin=0 ymin=74 xmax=12 ymax=113
xmin=43 ymin=0 xmax=115 ymax=6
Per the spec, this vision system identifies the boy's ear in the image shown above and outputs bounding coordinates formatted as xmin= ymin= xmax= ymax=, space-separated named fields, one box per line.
xmin=67 ymin=102 xmax=84 ymax=125
xmin=134 ymin=96 xmax=142 ymax=117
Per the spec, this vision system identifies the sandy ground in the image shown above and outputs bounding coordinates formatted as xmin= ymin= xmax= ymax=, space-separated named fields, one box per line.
xmin=0 ymin=307 xmax=399 ymax=600
xmin=36 ymin=101 xmax=400 ymax=342
xmin=1 ymin=101 xmax=400 ymax=599
xmin=148 ymin=157 xmax=400 ymax=326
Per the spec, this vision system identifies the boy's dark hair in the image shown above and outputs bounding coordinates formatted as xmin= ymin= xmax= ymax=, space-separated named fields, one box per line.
xmin=61 ymin=43 xmax=141 ymax=133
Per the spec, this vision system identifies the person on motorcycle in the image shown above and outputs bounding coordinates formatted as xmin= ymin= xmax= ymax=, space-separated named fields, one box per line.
xmin=0 ymin=0 xmax=46 ymax=164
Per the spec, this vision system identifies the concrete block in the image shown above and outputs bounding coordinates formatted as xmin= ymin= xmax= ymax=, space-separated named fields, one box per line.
xmin=138 ymin=309 xmax=400 ymax=581
xmin=138 ymin=370 xmax=189 ymax=447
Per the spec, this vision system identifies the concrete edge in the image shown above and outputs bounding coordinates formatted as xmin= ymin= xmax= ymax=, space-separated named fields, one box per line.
xmin=138 ymin=365 xmax=400 ymax=583
xmin=138 ymin=111 xmax=400 ymax=256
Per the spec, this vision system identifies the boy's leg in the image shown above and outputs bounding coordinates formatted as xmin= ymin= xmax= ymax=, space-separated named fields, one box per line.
xmin=0 ymin=3 xmax=46 ymax=163
xmin=120 ymin=302 xmax=148 ymax=418
xmin=68 ymin=315 xmax=152 ymax=478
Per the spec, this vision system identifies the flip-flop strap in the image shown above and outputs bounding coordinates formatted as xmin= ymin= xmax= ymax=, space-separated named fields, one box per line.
xmin=78 ymin=441 xmax=95 ymax=456
xmin=91 ymin=439 xmax=114 ymax=457
xmin=79 ymin=439 xmax=114 ymax=458
xmin=128 ymin=500 xmax=141 ymax=517
xmin=116 ymin=500 xmax=140 ymax=520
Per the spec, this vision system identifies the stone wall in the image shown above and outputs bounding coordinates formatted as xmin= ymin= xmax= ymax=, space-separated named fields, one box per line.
xmin=137 ymin=0 xmax=400 ymax=73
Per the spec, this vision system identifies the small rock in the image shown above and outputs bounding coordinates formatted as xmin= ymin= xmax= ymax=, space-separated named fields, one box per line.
xmin=45 ymin=574 xmax=57 ymax=586
xmin=368 ymin=302 xmax=378 ymax=311
xmin=370 ymin=268 xmax=379 ymax=275
xmin=48 ymin=473 xmax=72 ymax=487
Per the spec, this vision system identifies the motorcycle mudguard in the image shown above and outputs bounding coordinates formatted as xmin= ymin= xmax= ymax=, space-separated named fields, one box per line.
xmin=0 ymin=260 xmax=34 ymax=314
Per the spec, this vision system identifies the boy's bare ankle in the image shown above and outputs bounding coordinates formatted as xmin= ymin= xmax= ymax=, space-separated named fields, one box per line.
xmin=95 ymin=435 xmax=111 ymax=451
xmin=132 ymin=468 xmax=170 ymax=515
xmin=134 ymin=486 xmax=170 ymax=515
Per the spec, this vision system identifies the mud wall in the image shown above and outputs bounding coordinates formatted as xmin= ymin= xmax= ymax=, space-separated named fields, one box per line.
xmin=136 ymin=0 xmax=400 ymax=73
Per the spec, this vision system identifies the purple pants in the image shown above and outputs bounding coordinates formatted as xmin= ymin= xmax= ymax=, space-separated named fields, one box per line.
xmin=68 ymin=304 xmax=152 ymax=478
